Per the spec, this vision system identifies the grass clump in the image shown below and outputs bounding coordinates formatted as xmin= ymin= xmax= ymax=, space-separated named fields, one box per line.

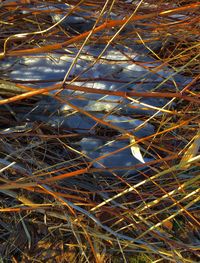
xmin=0 ymin=0 xmax=199 ymax=262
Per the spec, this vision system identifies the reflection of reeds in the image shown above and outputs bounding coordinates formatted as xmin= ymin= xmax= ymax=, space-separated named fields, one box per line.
xmin=0 ymin=1 xmax=200 ymax=262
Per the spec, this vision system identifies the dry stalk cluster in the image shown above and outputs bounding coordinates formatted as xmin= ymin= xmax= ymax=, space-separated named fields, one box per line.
xmin=0 ymin=1 xmax=199 ymax=262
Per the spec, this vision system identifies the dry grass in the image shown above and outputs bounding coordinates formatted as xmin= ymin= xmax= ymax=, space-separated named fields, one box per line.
xmin=0 ymin=0 xmax=200 ymax=262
